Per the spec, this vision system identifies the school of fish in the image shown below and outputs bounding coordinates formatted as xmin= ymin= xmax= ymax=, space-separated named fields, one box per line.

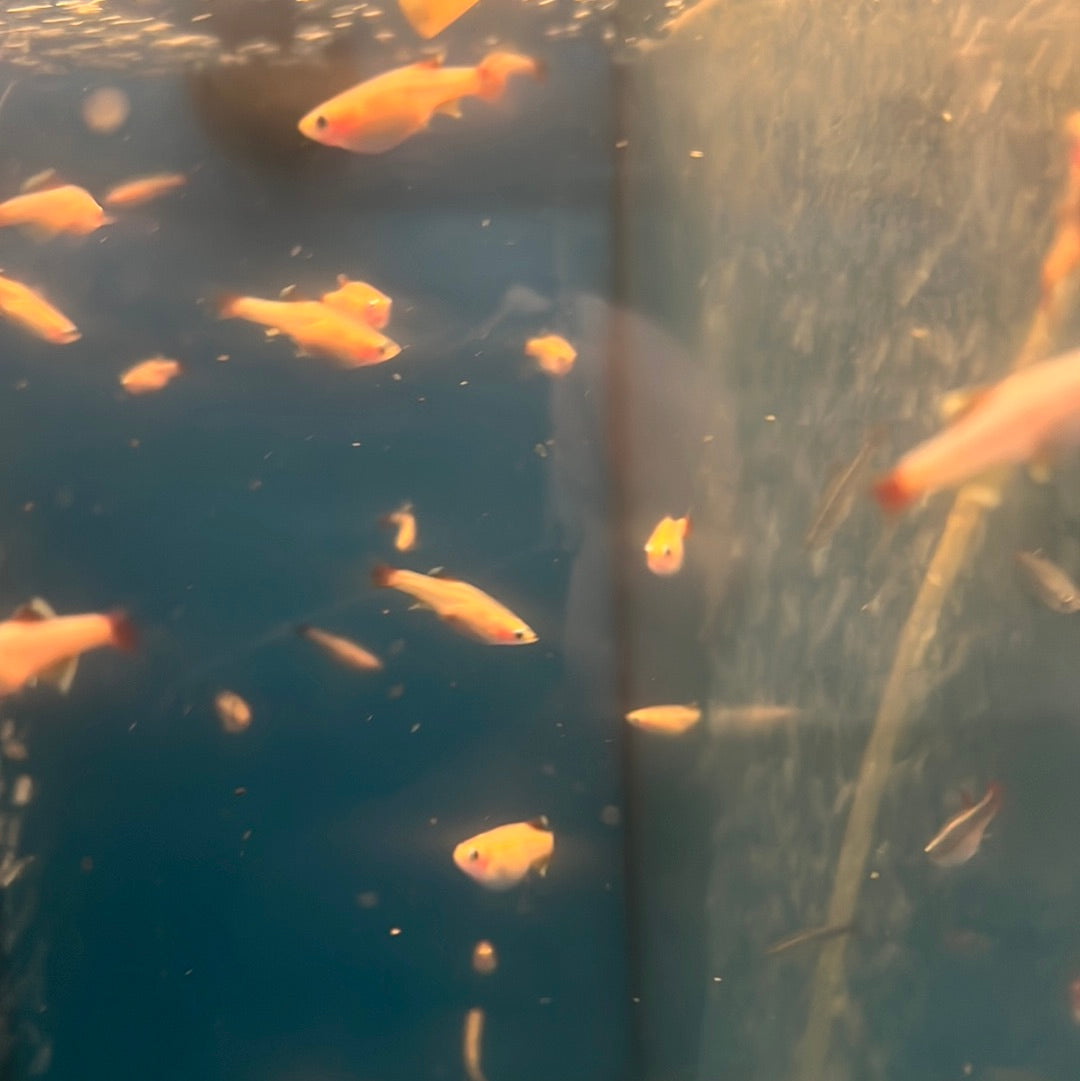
xmin=4 ymin=0 xmax=1080 ymax=1071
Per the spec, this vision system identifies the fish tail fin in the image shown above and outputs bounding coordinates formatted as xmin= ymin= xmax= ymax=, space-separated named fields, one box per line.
xmin=871 ymin=471 xmax=916 ymax=514
xmin=107 ymin=610 xmax=138 ymax=652
xmin=294 ymin=622 xmax=312 ymax=638
xmin=986 ymin=780 xmax=1005 ymax=806
xmin=370 ymin=563 xmax=395 ymax=588
xmin=475 ymin=54 xmax=515 ymax=101
xmin=215 ymin=292 xmax=241 ymax=319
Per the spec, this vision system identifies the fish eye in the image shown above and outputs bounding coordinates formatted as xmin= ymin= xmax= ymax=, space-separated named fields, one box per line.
xmin=315 ymin=115 xmax=328 ymax=131
xmin=513 ymin=629 xmax=525 ymax=640
xmin=662 ymin=546 xmax=672 ymax=556
xmin=468 ymin=849 xmax=480 ymax=862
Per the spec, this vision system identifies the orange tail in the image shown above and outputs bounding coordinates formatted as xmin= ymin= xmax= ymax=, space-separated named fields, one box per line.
xmin=475 ymin=52 xmax=542 ymax=102
xmin=214 ymin=292 xmax=241 ymax=319
xmin=370 ymin=563 xmax=395 ymax=588
xmin=107 ymin=610 xmax=138 ymax=652
xmin=871 ymin=471 xmax=916 ymax=514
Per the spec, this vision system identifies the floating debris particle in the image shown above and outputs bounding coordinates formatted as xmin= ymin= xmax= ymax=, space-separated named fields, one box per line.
xmin=471 ymin=940 xmax=497 ymax=975
xmin=214 ymin=690 xmax=251 ymax=734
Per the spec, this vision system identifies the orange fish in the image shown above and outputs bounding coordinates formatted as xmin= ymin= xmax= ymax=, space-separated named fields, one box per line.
xmin=0 ymin=274 xmax=79 ymax=344
xmin=525 ymin=334 xmax=576 ymax=377
xmin=321 ymin=276 xmax=392 ymax=330
xmin=298 ymin=51 xmax=544 ymax=154
xmin=924 ymin=783 xmax=1002 ymax=867
xmin=214 ymin=690 xmax=251 ymax=733
xmin=644 ymin=514 xmax=691 ymax=576
xmin=397 ymin=0 xmax=480 ymax=39
xmin=217 ymin=294 xmax=401 ymax=368
xmin=295 ymin=623 xmax=383 ymax=671
xmin=452 ymin=817 xmax=554 ymax=890
xmin=624 ymin=703 xmax=701 ymax=735
xmin=379 ymin=503 xmax=417 ymax=551
xmin=103 ymin=173 xmax=187 ymax=208
xmin=119 ymin=357 xmax=182 ymax=395
xmin=371 ymin=564 xmax=536 ymax=644
xmin=0 ymin=183 xmax=112 ymax=239
xmin=0 ymin=598 xmax=135 ymax=697
xmin=873 ymin=347 xmax=1080 ymax=512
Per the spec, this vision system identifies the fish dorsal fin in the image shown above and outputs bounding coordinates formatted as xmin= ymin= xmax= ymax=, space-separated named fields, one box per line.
xmin=435 ymin=99 xmax=463 ymax=119
xmin=939 ymin=384 xmax=991 ymax=425
xmin=681 ymin=515 xmax=692 ymax=537
xmin=19 ymin=169 xmax=61 ymax=194
xmin=528 ymin=815 xmax=551 ymax=832
xmin=413 ymin=53 xmax=443 ymax=69
xmin=336 ymin=274 xmax=350 ymax=287
xmin=10 ymin=597 xmax=55 ymax=622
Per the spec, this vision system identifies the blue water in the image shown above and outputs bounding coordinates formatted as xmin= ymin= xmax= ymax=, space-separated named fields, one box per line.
xmin=0 ymin=23 xmax=648 ymax=1081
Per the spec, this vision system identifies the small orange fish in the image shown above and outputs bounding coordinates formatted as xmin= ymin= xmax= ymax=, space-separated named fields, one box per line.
xmin=298 ymin=51 xmax=544 ymax=155
xmin=214 ymin=690 xmax=251 ymax=734
xmin=119 ymin=357 xmax=182 ymax=395
xmin=0 ymin=274 xmax=80 ymax=344
xmin=379 ymin=503 xmax=417 ymax=551
xmin=0 ymin=599 xmax=135 ymax=697
xmin=216 ymin=294 xmax=401 ymax=368
xmin=321 ymin=276 xmax=392 ymax=330
xmin=295 ymin=623 xmax=383 ymax=671
xmin=103 ymin=173 xmax=186 ymax=208
xmin=644 ymin=514 xmax=690 ymax=576
xmin=397 ymin=0 xmax=480 ymax=38
xmin=624 ymin=703 xmax=701 ymax=735
xmin=924 ymin=783 xmax=1002 ymax=867
xmin=525 ymin=334 xmax=576 ymax=377
xmin=452 ymin=817 xmax=554 ymax=890
xmin=873 ymin=347 xmax=1080 ymax=512
xmin=1070 ymin=976 xmax=1080 ymax=1025
xmin=371 ymin=564 xmax=536 ymax=644
xmin=0 ymin=183 xmax=113 ymax=239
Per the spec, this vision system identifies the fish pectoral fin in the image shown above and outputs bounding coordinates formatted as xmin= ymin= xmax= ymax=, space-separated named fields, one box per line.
xmin=435 ymin=99 xmax=464 ymax=119
xmin=38 ymin=655 xmax=78 ymax=695
xmin=406 ymin=602 xmax=433 ymax=612
xmin=535 ymin=854 xmax=551 ymax=877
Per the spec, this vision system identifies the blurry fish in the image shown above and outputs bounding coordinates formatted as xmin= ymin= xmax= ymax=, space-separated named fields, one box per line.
xmin=0 ymin=854 xmax=33 ymax=889
xmin=804 ymin=427 xmax=886 ymax=550
xmin=19 ymin=169 xmax=56 ymax=194
xmin=924 ymin=783 xmax=1002 ymax=867
xmin=321 ymin=275 xmax=392 ymax=329
xmin=644 ymin=514 xmax=690 ymax=576
xmin=0 ymin=183 xmax=112 ymax=239
xmin=765 ymin=920 xmax=855 ymax=958
xmin=214 ymin=689 xmax=251 ymax=734
xmin=398 ymin=0 xmax=480 ymax=39
xmin=472 ymin=284 xmax=552 ymax=340
xmin=103 ymin=173 xmax=187 ymax=208
xmin=216 ymin=294 xmax=401 ymax=367
xmin=295 ymin=623 xmax=383 ymax=671
xmin=452 ymin=817 xmax=553 ymax=890
xmin=525 ymin=333 xmax=576 ymax=377
xmin=379 ymin=503 xmax=417 ymax=551
xmin=709 ymin=704 xmax=802 ymax=732
xmin=872 ymin=347 xmax=1080 ymax=512
xmin=624 ymin=703 xmax=701 ymax=736
xmin=471 ymin=939 xmax=497 ymax=975
xmin=298 ymin=52 xmax=545 ymax=155
xmin=462 ymin=1007 xmax=488 ymax=1081
xmin=1014 ymin=550 xmax=1080 ymax=613
xmin=0 ymin=598 xmax=135 ymax=697
xmin=0 ymin=274 xmax=79 ymax=344
xmin=371 ymin=564 xmax=536 ymax=644
xmin=119 ymin=357 xmax=182 ymax=395
xmin=1070 ymin=975 xmax=1080 ymax=1025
